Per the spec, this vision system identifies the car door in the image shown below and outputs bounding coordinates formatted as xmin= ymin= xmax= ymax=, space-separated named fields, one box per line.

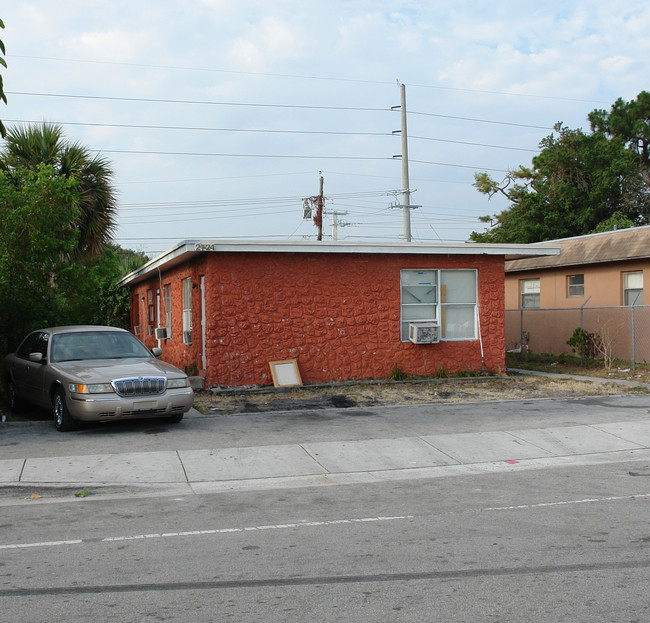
xmin=10 ymin=331 xmax=50 ymax=407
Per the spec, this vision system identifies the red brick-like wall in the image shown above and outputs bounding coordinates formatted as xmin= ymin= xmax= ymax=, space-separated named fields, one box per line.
xmin=130 ymin=251 xmax=505 ymax=387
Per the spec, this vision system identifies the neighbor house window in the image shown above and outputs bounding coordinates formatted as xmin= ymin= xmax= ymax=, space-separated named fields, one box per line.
xmin=520 ymin=278 xmax=540 ymax=309
xmin=568 ymin=274 xmax=584 ymax=298
xmin=182 ymin=278 xmax=192 ymax=344
xmin=400 ymin=269 xmax=477 ymax=341
xmin=163 ymin=284 xmax=172 ymax=336
xmin=623 ymin=272 xmax=643 ymax=306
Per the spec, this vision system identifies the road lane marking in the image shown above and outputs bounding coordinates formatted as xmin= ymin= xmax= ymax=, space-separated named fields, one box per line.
xmin=486 ymin=492 xmax=650 ymax=511
xmin=0 ymin=515 xmax=413 ymax=551
xmin=0 ymin=539 xmax=83 ymax=550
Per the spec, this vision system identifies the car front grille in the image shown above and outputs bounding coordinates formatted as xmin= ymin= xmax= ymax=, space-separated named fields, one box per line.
xmin=112 ymin=376 xmax=166 ymax=397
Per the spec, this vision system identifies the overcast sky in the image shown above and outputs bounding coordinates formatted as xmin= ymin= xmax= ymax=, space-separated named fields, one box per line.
xmin=2 ymin=1 xmax=649 ymax=256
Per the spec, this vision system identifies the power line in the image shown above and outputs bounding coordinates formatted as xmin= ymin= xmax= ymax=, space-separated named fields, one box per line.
xmin=4 ymin=118 xmax=392 ymax=138
xmin=6 ymin=91 xmax=391 ymax=113
xmin=9 ymin=54 xmax=611 ymax=104
xmin=411 ymin=134 xmax=539 ymax=153
xmin=96 ymin=148 xmax=393 ymax=161
xmin=409 ymin=109 xmax=553 ymax=130
xmin=5 ymin=118 xmax=539 ymax=154
xmin=5 ymin=91 xmax=557 ymax=130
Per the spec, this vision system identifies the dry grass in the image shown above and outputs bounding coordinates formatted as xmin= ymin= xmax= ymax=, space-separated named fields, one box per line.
xmin=193 ymin=375 xmax=644 ymax=415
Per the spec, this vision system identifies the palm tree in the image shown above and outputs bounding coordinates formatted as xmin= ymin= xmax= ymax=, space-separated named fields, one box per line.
xmin=0 ymin=122 xmax=117 ymax=258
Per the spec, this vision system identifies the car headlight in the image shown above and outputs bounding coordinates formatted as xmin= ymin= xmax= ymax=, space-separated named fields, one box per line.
xmin=69 ymin=383 xmax=114 ymax=394
xmin=166 ymin=378 xmax=190 ymax=389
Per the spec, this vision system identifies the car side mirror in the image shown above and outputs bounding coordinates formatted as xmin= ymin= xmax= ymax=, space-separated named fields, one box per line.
xmin=29 ymin=352 xmax=44 ymax=363
xmin=151 ymin=347 xmax=162 ymax=358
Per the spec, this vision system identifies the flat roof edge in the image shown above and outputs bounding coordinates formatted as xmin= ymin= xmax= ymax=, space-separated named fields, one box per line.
xmin=118 ymin=239 xmax=560 ymax=286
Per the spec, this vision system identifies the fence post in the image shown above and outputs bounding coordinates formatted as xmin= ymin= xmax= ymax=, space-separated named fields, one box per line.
xmin=579 ymin=297 xmax=591 ymax=366
xmin=631 ymin=304 xmax=636 ymax=370
xmin=630 ymin=292 xmax=641 ymax=370
xmin=520 ymin=308 xmax=524 ymax=360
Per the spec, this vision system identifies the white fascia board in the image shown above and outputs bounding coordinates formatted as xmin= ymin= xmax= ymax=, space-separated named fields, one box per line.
xmin=118 ymin=239 xmax=561 ymax=286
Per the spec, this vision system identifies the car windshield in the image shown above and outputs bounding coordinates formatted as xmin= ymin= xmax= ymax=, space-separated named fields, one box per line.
xmin=50 ymin=331 xmax=154 ymax=362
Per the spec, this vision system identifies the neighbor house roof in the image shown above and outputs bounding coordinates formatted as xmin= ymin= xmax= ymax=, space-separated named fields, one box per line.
xmin=505 ymin=226 xmax=650 ymax=273
xmin=118 ymin=239 xmax=560 ymax=287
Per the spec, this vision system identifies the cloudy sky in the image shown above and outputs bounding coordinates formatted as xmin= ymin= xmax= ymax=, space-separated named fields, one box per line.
xmin=2 ymin=1 xmax=649 ymax=256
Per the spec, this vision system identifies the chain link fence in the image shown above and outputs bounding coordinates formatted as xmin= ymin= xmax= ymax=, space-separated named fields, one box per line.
xmin=505 ymin=305 xmax=650 ymax=367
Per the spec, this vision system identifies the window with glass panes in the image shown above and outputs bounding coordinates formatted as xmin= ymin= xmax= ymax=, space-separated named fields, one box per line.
xmin=623 ymin=272 xmax=643 ymax=306
xmin=400 ymin=269 xmax=477 ymax=341
xmin=163 ymin=284 xmax=172 ymax=337
xmin=182 ymin=278 xmax=192 ymax=344
xmin=568 ymin=274 xmax=584 ymax=297
xmin=520 ymin=278 xmax=540 ymax=308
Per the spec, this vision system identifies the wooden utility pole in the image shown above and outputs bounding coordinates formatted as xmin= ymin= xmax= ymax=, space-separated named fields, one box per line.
xmin=316 ymin=173 xmax=324 ymax=241
xmin=302 ymin=172 xmax=325 ymax=241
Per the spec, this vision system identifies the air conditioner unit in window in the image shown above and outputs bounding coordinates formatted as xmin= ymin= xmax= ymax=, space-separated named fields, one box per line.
xmin=409 ymin=322 xmax=440 ymax=344
xmin=154 ymin=327 xmax=169 ymax=340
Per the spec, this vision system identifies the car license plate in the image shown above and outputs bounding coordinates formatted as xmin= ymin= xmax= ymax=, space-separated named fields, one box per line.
xmin=133 ymin=400 xmax=156 ymax=411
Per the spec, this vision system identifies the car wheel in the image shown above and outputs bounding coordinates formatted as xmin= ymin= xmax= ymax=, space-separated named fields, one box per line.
xmin=53 ymin=389 xmax=76 ymax=432
xmin=7 ymin=380 xmax=22 ymax=412
xmin=166 ymin=413 xmax=184 ymax=424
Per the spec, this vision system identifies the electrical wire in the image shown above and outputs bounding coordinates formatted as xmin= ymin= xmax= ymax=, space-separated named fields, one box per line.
xmin=9 ymin=54 xmax=611 ymax=104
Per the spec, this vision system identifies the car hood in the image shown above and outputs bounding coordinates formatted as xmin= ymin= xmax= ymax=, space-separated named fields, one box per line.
xmin=50 ymin=358 xmax=187 ymax=382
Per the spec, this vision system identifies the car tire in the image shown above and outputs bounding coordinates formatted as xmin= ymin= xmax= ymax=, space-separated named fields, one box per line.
xmin=53 ymin=389 xmax=76 ymax=432
xmin=7 ymin=379 xmax=22 ymax=412
xmin=166 ymin=413 xmax=184 ymax=424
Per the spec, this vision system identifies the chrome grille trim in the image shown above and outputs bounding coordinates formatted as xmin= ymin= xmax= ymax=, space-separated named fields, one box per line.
xmin=112 ymin=376 xmax=166 ymax=397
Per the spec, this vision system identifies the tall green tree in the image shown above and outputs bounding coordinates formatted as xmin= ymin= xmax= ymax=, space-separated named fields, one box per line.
xmin=472 ymin=95 xmax=650 ymax=243
xmin=0 ymin=123 xmax=117 ymax=257
xmin=588 ymin=91 xmax=650 ymax=183
xmin=0 ymin=165 xmax=80 ymax=351
xmin=57 ymin=244 xmax=149 ymax=329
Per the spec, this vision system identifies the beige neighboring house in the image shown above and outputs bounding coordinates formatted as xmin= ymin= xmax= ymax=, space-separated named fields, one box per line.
xmin=504 ymin=226 xmax=650 ymax=361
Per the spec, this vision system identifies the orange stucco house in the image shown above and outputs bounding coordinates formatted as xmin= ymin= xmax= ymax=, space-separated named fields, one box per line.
xmin=504 ymin=226 xmax=650 ymax=359
xmin=119 ymin=240 xmax=557 ymax=388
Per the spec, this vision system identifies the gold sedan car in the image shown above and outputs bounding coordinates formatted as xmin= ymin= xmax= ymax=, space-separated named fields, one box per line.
xmin=4 ymin=326 xmax=194 ymax=431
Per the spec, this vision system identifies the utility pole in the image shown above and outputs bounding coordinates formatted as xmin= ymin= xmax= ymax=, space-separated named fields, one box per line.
xmin=399 ymin=83 xmax=412 ymax=242
xmin=391 ymin=84 xmax=418 ymax=242
xmin=330 ymin=210 xmax=348 ymax=241
xmin=302 ymin=172 xmax=325 ymax=241
xmin=316 ymin=172 xmax=324 ymax=241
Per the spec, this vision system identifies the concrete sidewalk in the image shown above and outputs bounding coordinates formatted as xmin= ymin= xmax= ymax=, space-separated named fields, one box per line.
xmin=3 ymin=418 xmax=650 ymax=496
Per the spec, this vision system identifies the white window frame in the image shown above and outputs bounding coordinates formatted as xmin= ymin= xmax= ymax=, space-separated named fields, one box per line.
xmin=520 ymin=278 xmax=540 ymax=309
xmin=400 ymin=269 xmax=477 ymax=342
xmin=623 ymin=271 xmax=643 ymax=306
xmin=163 ymin=283 xmax=172 ymax=337
xmin=567 ymin=274 xmax=584 ymax=298
xmin=182 ymin=277 xmax=192 ymax=345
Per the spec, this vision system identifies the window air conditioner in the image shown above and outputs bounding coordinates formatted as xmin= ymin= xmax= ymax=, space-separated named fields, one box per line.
xmin=155 ymin=327 xmax=169 ymax=340
xmin=409 ymin=322 xmax=440 ymax=344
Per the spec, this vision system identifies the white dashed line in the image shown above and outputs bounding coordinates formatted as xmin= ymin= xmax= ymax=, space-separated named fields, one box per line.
xmin=486 ymin=493 xmax=650 ymax=511
xmin=0 ymin=515 xmax=413 ymax=550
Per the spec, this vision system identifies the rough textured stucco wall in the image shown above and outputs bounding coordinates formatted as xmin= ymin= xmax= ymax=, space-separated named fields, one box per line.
xmin=130 ymin=252 xmax=505 ymax=387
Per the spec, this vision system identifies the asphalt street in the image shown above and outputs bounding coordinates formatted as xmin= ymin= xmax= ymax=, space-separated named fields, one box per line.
xmin=1 ymin=391 xmax=650 ymax=622
xmin=1 ymin=393 xmax=649 ymax=500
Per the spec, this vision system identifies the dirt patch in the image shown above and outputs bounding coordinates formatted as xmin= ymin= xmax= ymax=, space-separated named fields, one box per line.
xmin=193 ymin=375 xmax=645 ymax=416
